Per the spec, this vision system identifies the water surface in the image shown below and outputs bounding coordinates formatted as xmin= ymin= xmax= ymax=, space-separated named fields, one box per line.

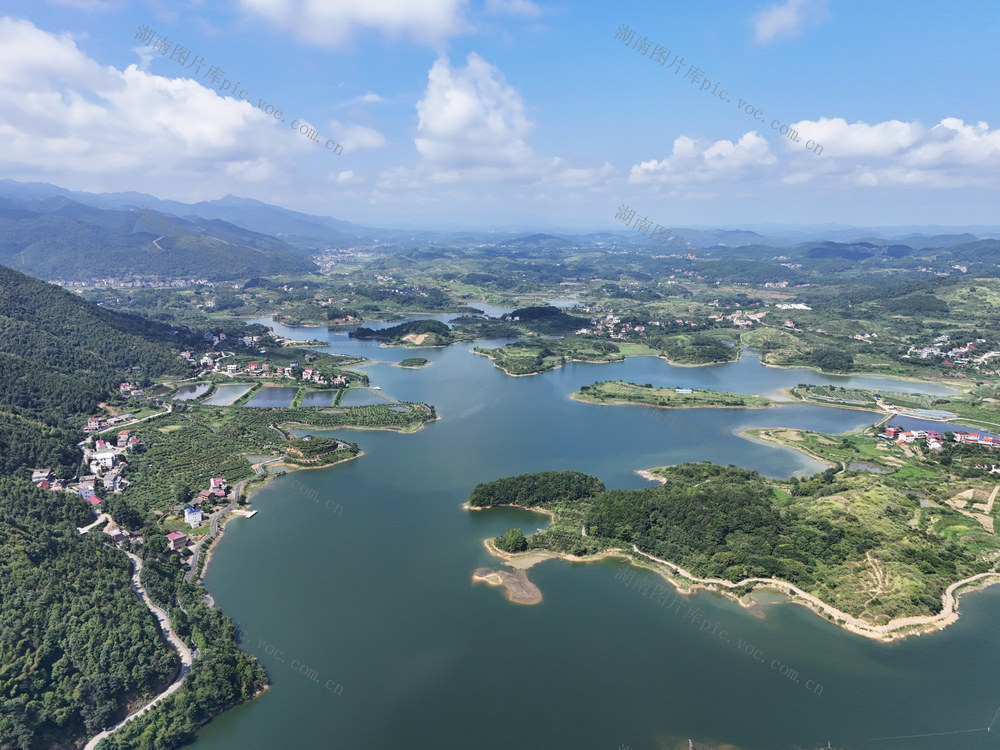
xmin=198 ymin=321 xmax=997 ymax=750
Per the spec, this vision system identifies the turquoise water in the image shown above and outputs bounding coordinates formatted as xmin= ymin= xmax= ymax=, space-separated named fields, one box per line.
xmin=197 ymin=323 xmax=996 ymax=750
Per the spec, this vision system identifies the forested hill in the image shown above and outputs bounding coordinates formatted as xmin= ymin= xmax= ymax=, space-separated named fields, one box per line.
xmin=0 ymin=264 xmax=189 ymax=424
xmin=0 ymin=196 xmax=316 ymax=281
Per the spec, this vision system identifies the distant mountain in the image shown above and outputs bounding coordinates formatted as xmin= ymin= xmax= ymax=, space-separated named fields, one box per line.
xmin=0 ymin=181 xmax=385 ymax=248
xmin=497 ymin=233 xmax=574 ymax=249
xmin=0 ymin=195 xmax=316 ymax=281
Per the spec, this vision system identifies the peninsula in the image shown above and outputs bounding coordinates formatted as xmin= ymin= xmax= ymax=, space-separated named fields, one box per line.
xmin=573 ymin=380 xmax=772 ymax=409
xmin=468 ymin=423 xmax=1000 ymax=641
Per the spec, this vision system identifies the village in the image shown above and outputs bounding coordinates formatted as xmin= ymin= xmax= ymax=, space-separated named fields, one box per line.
xmin=32 ymin=390 xmax=243 ymax=565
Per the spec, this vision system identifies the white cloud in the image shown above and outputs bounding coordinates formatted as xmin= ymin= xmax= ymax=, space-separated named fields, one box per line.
xmin=0 ymin=17 xmax=325 ymax=197
xmin=414 ymin=53 xmax=534 ymax=169
xmin=237 ymin=0 xmax=467 ymax=47
xmin=752 ymin=0 xmax=829 ymax=44
xmin=353 ymin=92 xmax=386 ymax=104
xmin=629 ymin=132 xmax=778 ymax=185
xmin=335 ymin=170 xmax=362 ymax=185
xmin=330 ymin=121 xmax=387 ymax=151
xmin=628 ymin=117 xmax=1000 ymax=192
xmin=484 ymin=0 xmax=544 ymax=18
xmin=374 ymin=53 xmax=610 ymax=204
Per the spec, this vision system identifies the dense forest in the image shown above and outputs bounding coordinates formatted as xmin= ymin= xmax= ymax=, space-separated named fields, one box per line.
xmin=0 ymin=265 xmax=190 ymax=424
xmin=0 ymin=265 xmax=271 ymax=749
xmin=349 ymin=319 xmax=451 ymax=341
xmin=0 ymin=479 xmax=179 ymax=748
xmin=468 ymin=470 xmax=605 ymax=508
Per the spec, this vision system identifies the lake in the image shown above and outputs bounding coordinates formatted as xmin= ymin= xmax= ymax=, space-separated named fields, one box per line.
xmin=198 ymin=321 xmax=997 ymax=750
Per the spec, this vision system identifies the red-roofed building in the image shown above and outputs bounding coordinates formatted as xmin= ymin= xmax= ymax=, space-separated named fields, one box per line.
xmin=166 ymin=531 xmax=189 ymax=551
xmin=88 ymin=496 xmax=102 ymax=506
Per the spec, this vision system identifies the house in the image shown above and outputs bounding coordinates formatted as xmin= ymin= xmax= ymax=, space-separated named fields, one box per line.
xmin=105 ymin=528 xmax=128 ymax=543
xmin=86 ymin=417 xmax=102 ymax=431
xmin=91 ymin=449 xmax=119 ymax=469
xmin=302 ymin=368 xmax=314 ymax=379
xmin=78 ymin=487 xmax=95 ymax=499
xmin=166 ymin=531 xmax=189 ymax=550
xmin=117 ymin=430 xmax=130 ymax=447
xmin=184 ymin=507 xmax=203 ymax=528
xmin=119 ymin=382 xmax=133 ymax=394
xmin=227 ymin=364 xmax=239 ymax=374
xmin=954 ymin=431 xmax=981 ymax=443
xmin=210 ymin=477 xmax=227 ymax=492
xmin=31 ymin=468 xmax=53 ymax=483
xmin=248 ymin=363 xmax=260 ymax=372
xmin=95 ymin=440 xmax=109 ymax=450
xmin=675 ymin=388 xmax=693 ymax=394
xmin=88 ymin=496 xmax=102 ymax=506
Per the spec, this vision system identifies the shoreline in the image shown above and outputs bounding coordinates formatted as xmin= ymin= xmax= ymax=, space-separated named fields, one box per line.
xmin=196 ymin=450 xmax=365 ymax=584
xmin=754 ymin=356 xmax=965 ymax=393
xmin=472 ymin=503 xmax=1000 ymax=642
xmin=570 ymin=391 xmax=772 ymax=410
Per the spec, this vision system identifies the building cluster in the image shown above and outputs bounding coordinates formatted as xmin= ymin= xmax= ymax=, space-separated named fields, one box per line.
xmin=218 ymin=360 xmax=348 ymax=386
xmin=878 ymin=426 xmax=1000 ymax=450
xmin=576 ymin=314 xmax=695 ymax=339
xmin=878 ymin=426 xmax=944 ymax=451
xmin=725 ymin=310 xmax=768 ymax=328
xmin=118 ymin=382 xmax=143 ymax=400
xmin=904 ymin=337 xmax=1000 ymax=367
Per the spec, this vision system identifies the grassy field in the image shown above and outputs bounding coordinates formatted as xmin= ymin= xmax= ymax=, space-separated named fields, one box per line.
xmin=574 ymin=380 xmax=772 ymax=409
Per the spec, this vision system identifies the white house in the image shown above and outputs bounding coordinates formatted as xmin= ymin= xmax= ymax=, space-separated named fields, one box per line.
xmin=184 ymin=507 xmax=203 ymax=528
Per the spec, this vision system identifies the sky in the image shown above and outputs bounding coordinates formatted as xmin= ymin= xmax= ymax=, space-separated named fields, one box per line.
xmin=1 ymin=0 xmax=999 ymax=231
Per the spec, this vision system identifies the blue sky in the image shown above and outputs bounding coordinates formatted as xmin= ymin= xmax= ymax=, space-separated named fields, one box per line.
xmin=1 ymin=0 xmax=998 ymax=230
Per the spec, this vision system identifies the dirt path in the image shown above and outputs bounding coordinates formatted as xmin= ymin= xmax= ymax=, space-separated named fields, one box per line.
xmin=84 ymin=552 xmax=194 ymax=749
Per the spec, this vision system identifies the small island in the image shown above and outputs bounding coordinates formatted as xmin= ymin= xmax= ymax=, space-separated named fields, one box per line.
xmin=573 ymin=380 xmax=772 ymax=409
xmin=397 ymin=357 xmax=430 ymax=368
xmin=349 ymin=319 xmax=451 ymax=347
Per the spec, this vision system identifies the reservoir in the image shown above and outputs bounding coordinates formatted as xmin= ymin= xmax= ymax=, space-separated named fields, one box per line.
xmin=198 ymin=321 xmax=993 ymax=750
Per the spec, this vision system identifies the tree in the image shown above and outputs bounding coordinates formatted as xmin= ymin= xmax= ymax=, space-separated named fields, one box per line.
xmin=173 ymin=482 xmax=190 ymax=504
xmin=496 ymin=528 xmax=527 ymax=553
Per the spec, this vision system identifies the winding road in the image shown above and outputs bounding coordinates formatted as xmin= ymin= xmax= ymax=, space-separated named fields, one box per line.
xmin=84 ymin=552 xmax=194 ymax=750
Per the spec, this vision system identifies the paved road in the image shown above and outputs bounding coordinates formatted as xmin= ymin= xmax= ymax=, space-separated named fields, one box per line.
xmin=183 ymin=472 xmax=257 ymax=582
xmin=77 ymin=513 xmax=111 ymax=534
xmin=83 ymin=552 xmax=194 ymax=750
